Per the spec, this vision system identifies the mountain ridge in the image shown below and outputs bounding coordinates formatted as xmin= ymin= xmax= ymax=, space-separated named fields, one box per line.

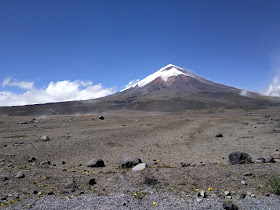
xmin=0 ymin=64 xmax=279 ymax=116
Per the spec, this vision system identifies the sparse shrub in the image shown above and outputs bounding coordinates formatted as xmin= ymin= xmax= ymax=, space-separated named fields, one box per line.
xmin=267 ymin=177 xmax=280 ymax=195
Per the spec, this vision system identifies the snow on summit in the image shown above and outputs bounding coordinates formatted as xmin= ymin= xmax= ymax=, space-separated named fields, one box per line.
xmin=122 ymin=64 xmax=196 ymax=91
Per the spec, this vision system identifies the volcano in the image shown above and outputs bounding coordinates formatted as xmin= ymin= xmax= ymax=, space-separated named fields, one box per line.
xmin=0 ymin=64 xmax=278 ymax=116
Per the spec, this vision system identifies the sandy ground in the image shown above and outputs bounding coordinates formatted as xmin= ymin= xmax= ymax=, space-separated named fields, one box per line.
xmin=0 ymin=107 xmax=280 ymax=208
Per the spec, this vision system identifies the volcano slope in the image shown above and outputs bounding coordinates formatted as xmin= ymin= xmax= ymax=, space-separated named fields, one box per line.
xmin=0 ymin=107 xmax=280 ymax=209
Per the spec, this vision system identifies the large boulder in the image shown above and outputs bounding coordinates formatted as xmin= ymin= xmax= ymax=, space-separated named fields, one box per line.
xmin=119 ymin=157 xmax=142 ymax=168
xmin=229 ymin=152 xmax=252 ymax=165
xmin=86 ymin=158 xmax=105 ymax=167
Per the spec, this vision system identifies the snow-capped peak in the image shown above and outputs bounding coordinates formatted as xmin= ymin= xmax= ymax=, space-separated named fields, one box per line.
xmin=122 ymin=64 xmax=196 ymax=91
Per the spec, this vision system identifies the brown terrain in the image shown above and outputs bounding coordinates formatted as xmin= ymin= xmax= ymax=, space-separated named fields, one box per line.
xmin=0 ymin=107 xmax=280 ymax=208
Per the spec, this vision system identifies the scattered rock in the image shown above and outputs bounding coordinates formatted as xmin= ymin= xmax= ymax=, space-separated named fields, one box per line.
xmin=28 ymin=157 xmax=37 ymax=162
xmin=265 ymin=157 xmax=276 ymax=163
xmin=144 ymin=177 xmax=159 ymax=186
xmin=15 ymin=171 xmax=25 ymax=178
xmin=98 ymin=116 xmax=104 ymax=120
xmin=240 ymin=194 xmax=246 ymax=199
xmin=62 ymin=161 xmax=66 ymax=164
xmin=64 ymin=180 xmax=76 ymax=189
xmin=119 ymin=157 xmax=142 ymax=168
xmin=132 ymin=163 xmax=147 ymax=171
xmin=181 ymin=162 xmax=191 ymax=167
xmin=7 ymin=163 xmax=14 ymax=168
xmin=241 ymin=180 xmax=247 ymax=185
xmin=2 ymin=176 xmax=9 ymax=181
xmin=18 ymin=120 xmax=28 ymax=124
xmin=225 ymin=173 xmax=231 ymax=177
xmin=255 ymin=157 xmax=265 ymax=163
xmin=47 ymin=191 xmax=54 ymax=195
xmin=271 ymin=151 xmax=280 ymax=159
xmin=196 ymin=198 xmax=203 ymax=203
xmin=243 ymin=172 xmax=253 ymax=176
xmin=40 ymin=135 xmax=50 ymax=141
xmin=89 ymin=179 xmax=96 ymax=185
xmin=14 ymin=192 xmax=19 ymax=198
xmin=215 ymin=133 xmax=223 ymax=138
xmin=229 ymin=152 xmax=252 ymax=165
xmin=86 ymin=158 xmax=105 ymax=167
xmin=224 ymin=191 xmax=230 ymax=196
xmin=40 ymin=161 xmax=51 ymax=165
xmin=33 ymin=190 xmax=38 ymax=194
xmin=198 ymin=190 xmax=206 ymax=198
xmin=222 ymin=203 xmax=238 ymax=210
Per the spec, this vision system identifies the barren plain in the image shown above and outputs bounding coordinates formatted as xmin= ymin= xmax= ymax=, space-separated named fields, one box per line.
xmin=0 ymin=107 xmax=280 ymax=209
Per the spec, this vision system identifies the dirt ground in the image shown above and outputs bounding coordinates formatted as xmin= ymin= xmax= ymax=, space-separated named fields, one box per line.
xmin=0 ymin=107 xmax=280 ymax=208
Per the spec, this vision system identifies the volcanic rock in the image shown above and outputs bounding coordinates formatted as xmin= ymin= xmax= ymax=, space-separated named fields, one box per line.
xmin=119 ymin=157 xmax=142 ymax=168
xmin=15 ymin=171 xmax=25 ymax=178
xmin=229 ymin=152 xmax=251 ymax=165
xmin=86 ymin=158 xmax=105 ymax=167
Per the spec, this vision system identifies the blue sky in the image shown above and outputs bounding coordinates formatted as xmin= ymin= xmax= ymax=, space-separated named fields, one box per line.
xmin=1 ymin=0 xmax=280 ymax=106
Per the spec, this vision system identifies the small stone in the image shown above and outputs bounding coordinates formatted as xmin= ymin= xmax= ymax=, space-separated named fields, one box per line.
xmin=197 ymin=190 xmax=206 ymax=198
xmin=86 ymin=158 xmax=105 ymax=167
xmin=47 ymin=191 xmax=54 ymax=195
xmin=119 ymin=157 xmax=142 ymax=168
xmin=98 ymin=116 xmax=104 ymax=120
xmin=89 ymin=179 xmax=96 ymax=185
xmin=222 ymin=203 xmax=238 ymax=210
xmin=271 ymin=151 xmax=280 ymax=159
xmin=15 ymin=171 xmax=25 ymax=178
xmin=243 ymin=172 xmax=253 ymax=176
xmin=226 ymin=196 xmax=232 ymax=199
xmin=19 ymin=120 xmax=28 ymax=124
xmin=28 ymin=157 xmax=37 ymax=162
xmin=255 ymin=157 xmax=265 ymax=163
xmin=14 ymin=192 xmax=19 ymax=198
xmin=33 ymin=190 xmax=38 ymax=194
xmin=62 ymin=161 xmax=66 ymax=164
xmin=251 ymin=194 xmax=256 ymax=198
xmin=224 ymin=191 xmax=230 ymax=196
xmin=215 ymin=133 xmax=223 ymax=138
xmin=40 ymin=135 xmax=50 ymax=141
xmin=132 ymin=163 xmax=147 ymax=171
xmin=225 ymin=173 xmax=231 ymax=177
xmin=32 ymin=162 xmax=36 ymax=166
xmin=2 ymin=176 xmax=9 ymax=181
xmin=7 ymin=163 xmax=14 ymax=168
xmin=247 ymin=191 xmax=252 ymax=196
xmin=181 ymin=162 xmax=191 ymax=167
xmin=40 ymin=161 xmax=51 ymax=165
xmin=64 ymin=180 xmax=76 ymax=189
xmin=265 ymin=157 xmax=276 ymax=163
xmin=240 ymin=194 xmax=246 ymax=199
xmin=241 ymin=180 xmax=246 ymax=185
xmin=196 ymin=198 xmax=203 ymax=203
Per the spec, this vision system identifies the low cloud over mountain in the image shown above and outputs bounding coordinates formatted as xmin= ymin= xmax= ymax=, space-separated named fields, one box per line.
xmin=0 ymin=78 xmax=115 ymax=106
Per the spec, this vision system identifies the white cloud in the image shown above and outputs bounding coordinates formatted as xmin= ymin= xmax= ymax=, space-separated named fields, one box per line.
xmin=0 ymin=79 xmax=115 ymax=106
xmin=263 ymin=77 xmax=280 ymax=97
xmin=125 ymin=79 xmax=140 ymax=89
xmin=240 ymin=90 xmax=249 ymax=97
xmin=2 ymin=77 xmax=34 ymax=90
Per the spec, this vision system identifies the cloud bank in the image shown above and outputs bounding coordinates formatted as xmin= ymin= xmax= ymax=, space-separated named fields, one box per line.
xmin=264 ymin=77 xmax=280 ymax=97
xmin=3 ymin=77 xmax=34 ymax=90
xmin=0 ymin=78 xmax=115 ymax=106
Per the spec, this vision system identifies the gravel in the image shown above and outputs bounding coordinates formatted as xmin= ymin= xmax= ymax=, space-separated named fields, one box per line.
xmin=5 ymin=192 xmax=280 ymax=210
